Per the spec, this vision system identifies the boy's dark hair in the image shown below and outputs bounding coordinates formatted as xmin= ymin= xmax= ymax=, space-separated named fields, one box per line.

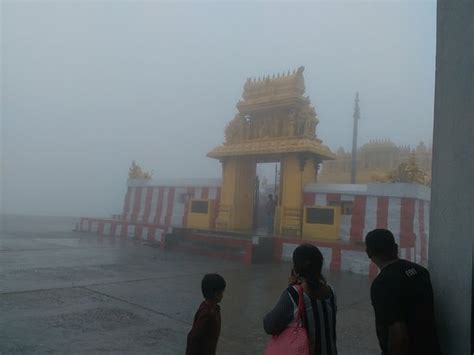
xmin=365 ymin=229 xmax=398 ymax=260
xmin=201 ymin=274 xmax=226 ymax=300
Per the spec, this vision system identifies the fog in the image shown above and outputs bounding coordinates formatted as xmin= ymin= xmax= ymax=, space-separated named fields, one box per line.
xmin=1 ymin=1 xmax=436 ymax=217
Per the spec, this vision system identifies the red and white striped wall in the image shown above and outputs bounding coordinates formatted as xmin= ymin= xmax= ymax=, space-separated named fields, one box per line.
xmin=122 ymin=178 xmax=222 ymax=229
xmin=303 ymin=183 xmax=431 ymax=266
xmin=77 ymin=179 xmax=430 ymax=276
xmin=274 ymin=238 xmax=416 ymax=277
xmin=77 ymin=217 xmax=167 ymax=245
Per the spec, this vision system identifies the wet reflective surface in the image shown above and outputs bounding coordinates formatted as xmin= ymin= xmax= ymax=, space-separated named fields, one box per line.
xmin=0 ymin=216 xmax=379 ymax=354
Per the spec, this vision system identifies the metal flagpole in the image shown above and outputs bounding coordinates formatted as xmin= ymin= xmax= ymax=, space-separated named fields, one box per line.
xmin=351 ymin=92 xmax=360 ymax=184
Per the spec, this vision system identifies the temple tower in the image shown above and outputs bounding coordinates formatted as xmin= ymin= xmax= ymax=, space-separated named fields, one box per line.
xmin=207 ymin=67 xmax=334 ymax=236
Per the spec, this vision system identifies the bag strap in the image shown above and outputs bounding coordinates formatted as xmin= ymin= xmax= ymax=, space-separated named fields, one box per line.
xmin=287 ymin=285 xmax=305 ymax=324
xmin=296 ymin=286 xmax=305 ymax=322
xmin=287 ymin=285 xmax=305 ymax=323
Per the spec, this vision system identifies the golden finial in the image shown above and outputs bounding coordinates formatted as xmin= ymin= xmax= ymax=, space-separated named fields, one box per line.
xmin=128 ymin=161 xmax=152 ymax=180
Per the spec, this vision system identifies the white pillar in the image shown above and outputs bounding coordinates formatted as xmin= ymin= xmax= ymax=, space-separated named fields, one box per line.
xmin=429 ymin=0 xmax=474 ymax=354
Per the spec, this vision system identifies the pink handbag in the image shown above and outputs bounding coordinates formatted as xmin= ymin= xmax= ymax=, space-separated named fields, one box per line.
xmin=264 ymin=286 xmax=310 ymax=355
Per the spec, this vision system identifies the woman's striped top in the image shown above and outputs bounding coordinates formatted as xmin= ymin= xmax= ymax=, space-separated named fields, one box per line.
xmin=263 ymin=285 xmax=337 ymax=355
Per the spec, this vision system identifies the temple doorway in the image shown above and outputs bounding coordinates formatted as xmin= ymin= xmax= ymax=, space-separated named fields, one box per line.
xmin=254 ymin=162 xmax=280 ymax=234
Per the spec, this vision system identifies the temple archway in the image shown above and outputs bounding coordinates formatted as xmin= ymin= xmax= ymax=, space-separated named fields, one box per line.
xmin=207 ymin=66 xmax=334 ymax=236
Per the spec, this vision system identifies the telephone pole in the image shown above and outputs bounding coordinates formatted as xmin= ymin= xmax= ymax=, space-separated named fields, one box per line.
xmin=351 ymin=92 xmax=360 ymax=184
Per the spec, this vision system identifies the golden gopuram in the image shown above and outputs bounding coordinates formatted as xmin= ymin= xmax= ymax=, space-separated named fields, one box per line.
xmin=208 ymin=66 xmax=335 ymax=236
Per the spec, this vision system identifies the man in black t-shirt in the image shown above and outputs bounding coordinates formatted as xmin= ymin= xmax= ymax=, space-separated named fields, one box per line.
xmin=365 ymin=229 xmax=441 ymax=355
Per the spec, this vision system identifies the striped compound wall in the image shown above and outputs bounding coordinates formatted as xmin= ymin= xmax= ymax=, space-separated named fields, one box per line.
xmin=122 ymin=178 xmax=221 ymax=228
xmin=296 ymin=183 xmax=431 ymax=274
xmin=273 ymin=238 xmax=417 ymax=277
xmin=77 ymin=180 xmax=430 ymax=276
xmin=78 ymin=217 xmax=168 ymax=246
xmin=77 ymin=178 xmax=222 ymax=247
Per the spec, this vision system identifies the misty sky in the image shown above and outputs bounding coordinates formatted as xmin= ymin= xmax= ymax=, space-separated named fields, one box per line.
xmin=1 ymin=1 xmax=436 ymax=217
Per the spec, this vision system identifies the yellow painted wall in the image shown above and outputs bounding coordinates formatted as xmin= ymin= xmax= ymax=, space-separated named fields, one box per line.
xmin=302 ymin=159 xmax=317 ymax=186
xmin=279 ymin=155 xmax=318 ymax=237
xmin=234 ymin=159 xmax=256 ymax=230
xmin=187 ymin=199 xmax=215 ymax=230
xmin=302 ymin=206 xmax=341 ymax=240
xmin=215 ymin=158 xmax=256 ymax=231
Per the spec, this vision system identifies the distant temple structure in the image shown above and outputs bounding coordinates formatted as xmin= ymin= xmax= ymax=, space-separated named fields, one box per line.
xmin=319 ymin=140 xmax=432 ymax=185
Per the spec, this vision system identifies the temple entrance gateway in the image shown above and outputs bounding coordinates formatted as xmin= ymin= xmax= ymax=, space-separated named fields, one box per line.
xmin=254 ymin=162 xmax=280 ymax=234
xmin=207 ymin=67 xmax=334 ymax=236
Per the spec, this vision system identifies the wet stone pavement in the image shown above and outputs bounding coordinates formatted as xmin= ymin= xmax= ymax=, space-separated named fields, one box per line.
xmin=0 ymin=215 xmax=380 ymax=354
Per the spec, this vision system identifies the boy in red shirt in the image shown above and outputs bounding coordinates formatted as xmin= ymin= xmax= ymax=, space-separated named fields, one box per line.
xmin=186 ymin=274 xmax=226 ymax=355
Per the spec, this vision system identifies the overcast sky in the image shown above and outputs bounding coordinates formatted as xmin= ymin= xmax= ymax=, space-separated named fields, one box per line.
xmin=1 ymin=0 xmax=436 ymax=217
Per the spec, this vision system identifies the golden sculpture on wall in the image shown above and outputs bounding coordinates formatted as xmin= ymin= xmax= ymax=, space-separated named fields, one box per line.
xmin=223 ymin=72 xmax=319 ymax=143
xmin=128 ymin=161 xmax=152 ymax=180
xmin=372 ymin=154 xmax=431 ymax=186
xmin=319 ymin=140 xmax=432 ymax=185
xmin=210 ymin=66 xmax=333 ymax=160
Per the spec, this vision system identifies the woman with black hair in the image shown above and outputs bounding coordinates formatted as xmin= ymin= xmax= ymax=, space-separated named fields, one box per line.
xmin=264 ymin=244 xmax=337 ymax=355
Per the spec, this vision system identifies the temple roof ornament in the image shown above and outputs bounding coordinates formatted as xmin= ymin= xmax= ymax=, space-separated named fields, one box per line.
xmin=238 ymin=66 xmax=308 ymax=113
xmin=208 ymin=67 xmax=334 ymax=161
xmin=128 ymin=161 xmax=152 ymax=180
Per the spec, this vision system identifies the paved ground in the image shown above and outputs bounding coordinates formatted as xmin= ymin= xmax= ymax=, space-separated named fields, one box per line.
xmin=0 ymin=215 xmax=380 ymax=354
